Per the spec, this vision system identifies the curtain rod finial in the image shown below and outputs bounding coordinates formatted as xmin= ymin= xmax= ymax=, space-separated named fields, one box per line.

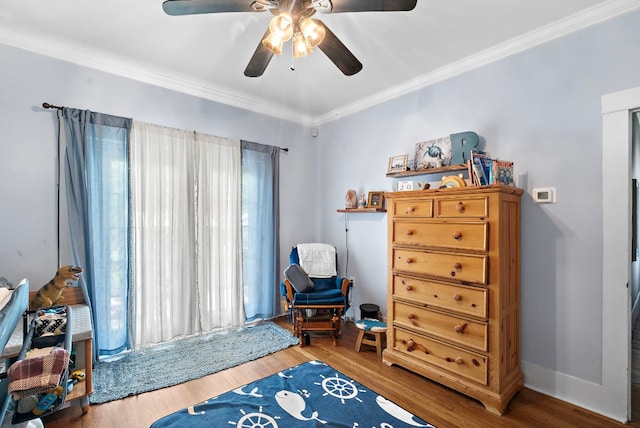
xmin=42 ymin=102 xmax=63 ymax=110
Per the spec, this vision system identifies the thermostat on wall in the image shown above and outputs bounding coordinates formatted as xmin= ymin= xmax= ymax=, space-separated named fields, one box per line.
xmin=532 ymin=187 xmax=556 ymax=203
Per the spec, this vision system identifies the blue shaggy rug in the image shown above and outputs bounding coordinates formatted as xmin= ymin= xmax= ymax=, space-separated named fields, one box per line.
xmin=90 ymin=322 xmax=299 ymax=404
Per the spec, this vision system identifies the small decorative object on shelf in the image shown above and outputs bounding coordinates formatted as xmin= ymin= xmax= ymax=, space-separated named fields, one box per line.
xmin=415 ymin=136 xmax=450 ymax=169
xmin=397 ymin=180 xmax=428 ymax=191
xmin=439 ymin=175 xmax=467 ymax=188
xmin=367 ymin=191 xmax=384 ymax=208
xmin=345 ymin=189 xmax=357 ymax=208
xmin=387 ymin=154 xmax=408 ymax=173
xmin=358 ymin=194 xmax=366 ymax=208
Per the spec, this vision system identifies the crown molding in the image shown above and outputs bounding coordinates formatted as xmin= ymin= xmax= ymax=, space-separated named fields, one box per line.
xmin=313 ymin=0 xmax=640 ymax=125
xmin=1 ymin=0 xmax=638 ymax=127
xmin=0 ymin=27 xmax=315 ymax=127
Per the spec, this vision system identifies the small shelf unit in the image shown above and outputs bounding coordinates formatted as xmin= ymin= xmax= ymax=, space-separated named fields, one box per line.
xmin=337 ymin=208 xmax=386 ymax=213
xmin=386 ymin=164 xmax=468 ymax=178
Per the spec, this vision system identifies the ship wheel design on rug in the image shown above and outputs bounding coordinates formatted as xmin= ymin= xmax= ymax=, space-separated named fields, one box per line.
xmin=230 ymin=406 xmax=281 ymax=428
xmin=316 ymin=372 xmax=366 ymax=404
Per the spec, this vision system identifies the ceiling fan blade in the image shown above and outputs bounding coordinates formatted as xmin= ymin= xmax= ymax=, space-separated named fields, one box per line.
xmin=162 ymin=0 xmax=261 ymax=16
xmin=315 ymin=20 xmax=362 ymax=76
xmin=244 ymin=29 xmax=275 ymax=77
xmin=320 ymin=0 xmax=417 ymax=13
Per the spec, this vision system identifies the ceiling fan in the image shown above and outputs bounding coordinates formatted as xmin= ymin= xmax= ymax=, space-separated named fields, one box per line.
xmin=162 ymin=0 xmax=417 ymax=77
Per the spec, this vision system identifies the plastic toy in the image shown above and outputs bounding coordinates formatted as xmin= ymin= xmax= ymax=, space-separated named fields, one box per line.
xmin=71 ymin=370 xmax=86 ymax=382
xmin=32 ymin=385 xmax=63 ymax=416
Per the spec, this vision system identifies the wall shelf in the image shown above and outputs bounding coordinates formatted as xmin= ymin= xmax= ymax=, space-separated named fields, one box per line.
xmin=337 ymin=208 xmax=386 ymax=213
xmin=386 ymin=164 xmax=468 ymax=178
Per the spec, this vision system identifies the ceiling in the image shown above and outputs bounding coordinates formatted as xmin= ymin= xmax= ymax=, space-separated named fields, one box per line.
xmin=0 ymin=0 xmax=633 ymax=125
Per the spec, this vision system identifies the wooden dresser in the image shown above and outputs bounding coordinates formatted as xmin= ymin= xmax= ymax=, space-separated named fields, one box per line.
xmin=382 ymin=185 xmax=523 ymax=415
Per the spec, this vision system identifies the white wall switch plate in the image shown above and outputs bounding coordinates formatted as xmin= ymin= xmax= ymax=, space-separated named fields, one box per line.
xmin=532 ymin=187 xmax=556 ymax=203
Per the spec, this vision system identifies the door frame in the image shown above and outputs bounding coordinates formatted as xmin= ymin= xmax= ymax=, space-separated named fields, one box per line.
xmin=602 ymin=86 xmax=640 ymax=422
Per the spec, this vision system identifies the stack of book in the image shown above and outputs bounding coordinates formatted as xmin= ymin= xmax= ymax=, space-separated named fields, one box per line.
xmin=467 ymin=150 xmax=514 ymax=186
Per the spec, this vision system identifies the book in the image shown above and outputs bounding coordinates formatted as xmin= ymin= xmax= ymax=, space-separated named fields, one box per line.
xmin=492 ymin=159 xmax=514 ymax=186
xmin=470 ymin=150 xmax=490 ymax=185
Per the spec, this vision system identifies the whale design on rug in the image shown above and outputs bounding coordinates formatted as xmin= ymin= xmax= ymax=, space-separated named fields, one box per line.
xmin=234 ymin=386 xmax=262 ymax=398
xmin=376 ymin=396 xmax=433 ymax=427
xmin=275 ymin=390 xmax=327 ymax=424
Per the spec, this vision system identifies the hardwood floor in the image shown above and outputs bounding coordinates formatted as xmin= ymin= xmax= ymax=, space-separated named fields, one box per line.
xmin=41 ymin=318 xmax=638 ymax=428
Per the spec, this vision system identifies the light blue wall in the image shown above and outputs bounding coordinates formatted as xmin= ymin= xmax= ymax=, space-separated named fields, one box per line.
xmin=317 ymin=9 xmax=640 ymax=386
xmin=0 ymin=42 xmax=317 ymax=296
xmin=2 ymin=7 xmax=640 ymax=417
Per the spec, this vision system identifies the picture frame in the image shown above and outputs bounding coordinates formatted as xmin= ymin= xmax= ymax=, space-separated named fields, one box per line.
xmin=367 ymin=191 xmax=384 ymax=208
xmin=415 ymin=136 xmax=452 ymax=169
xmin=387 ymin=154 xmax=408 ymax=173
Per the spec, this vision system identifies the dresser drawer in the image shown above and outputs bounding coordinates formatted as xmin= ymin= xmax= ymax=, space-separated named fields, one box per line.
xmin=392 ymin=199 xmax=433 ymax=218
xmin=436 ymin=196 xmax=488 ymax=218
xmin=392 ymin=248 xmax=488 ymax=284
xmin=393 ymin=275 xmax=488 ymax=319
xmin=393 ymin=221 xmax=488 ymax=251
xmin=394 ymin=302 xmax=488 ymax=352
xmin=393 ymin=327 xmax=488 ymax=385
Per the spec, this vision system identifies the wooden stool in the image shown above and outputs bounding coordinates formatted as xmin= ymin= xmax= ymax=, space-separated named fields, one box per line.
xmin=354 ymin=319 xmax=387 ymax=357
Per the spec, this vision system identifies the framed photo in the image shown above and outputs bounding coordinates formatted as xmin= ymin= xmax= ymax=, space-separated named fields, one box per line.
xmin=388 ymin=154 xmax=408 ymax=173
xmin=367 ymin=191 xmax=384 ymax=208
xmin=415 ymin=136 xmax=452 ymax=169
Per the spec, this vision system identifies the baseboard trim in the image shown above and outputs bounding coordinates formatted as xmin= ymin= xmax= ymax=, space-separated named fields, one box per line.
xmin=522 ymin=361 xmax=625 ymax=423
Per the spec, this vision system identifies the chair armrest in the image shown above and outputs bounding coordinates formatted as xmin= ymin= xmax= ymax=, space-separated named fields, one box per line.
xmin=282 ymin=279 xmax=295 ymax=304
xmin=338 ymin=278 xmax=350 ymax=296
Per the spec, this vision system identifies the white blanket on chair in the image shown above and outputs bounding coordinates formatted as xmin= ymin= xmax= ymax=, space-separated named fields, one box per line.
xmin=297 ymin=243 xmax=337 ymax=278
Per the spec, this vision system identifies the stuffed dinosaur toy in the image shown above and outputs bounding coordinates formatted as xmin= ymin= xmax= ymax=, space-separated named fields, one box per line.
xmin=29 ymin=266 xmax=83 ymax=310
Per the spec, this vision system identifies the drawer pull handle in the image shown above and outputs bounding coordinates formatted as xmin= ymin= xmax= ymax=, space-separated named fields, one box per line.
xmin=407 ymin=313 xmax=419 ymax=326
xmin=406 ymin=206 xmax=415 ymax=214
xmin=406 ymin=258 xmax=414 ymax=264
xmin=453 ymin=294 xmax=462 ymax=301
xmin=456 ymin=202 xmax=465 ymax=212
xmin=405 ymin=285 xmax=414 ymax=292
xmin=406 ymin=339 xmax=416 ymax=352
xmin=453 ymin=262 xmax=462 ymax=269
xmin=455 ymin=357 xmax=464 ymax=365
xmin=406 ymin=229 xmax=414 ymax=236
xmin=454 ymin=323 xmax=468 ymax=333
xmin=452 ymin=231 xmax=462 ymax=240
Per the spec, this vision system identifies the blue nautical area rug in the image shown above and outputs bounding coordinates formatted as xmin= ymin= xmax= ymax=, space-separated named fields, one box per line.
xmin=152 ymin=360 xmax=435 ymax=428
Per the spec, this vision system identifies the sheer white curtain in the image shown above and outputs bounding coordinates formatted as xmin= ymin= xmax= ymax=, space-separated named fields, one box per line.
xmin=129 ymin=122 xmax=243 ymax=348
xmin=130 ymin=122 xmax=197 ymax=347
xmin=196 ymin=133 xmax=244 ymax=330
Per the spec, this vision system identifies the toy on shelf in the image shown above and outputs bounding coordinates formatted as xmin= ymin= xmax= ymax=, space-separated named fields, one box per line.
xmin=32 ymin=386 xmax=63 ymax=416
xmin=30 ymin=266 xmax=83 ymax=310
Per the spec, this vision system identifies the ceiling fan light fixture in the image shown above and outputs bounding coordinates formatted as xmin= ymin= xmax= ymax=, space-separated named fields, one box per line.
xmin=262 ymin=30 xmax=285 ymax=55
xmin=293 ymin=33 xmax=312 ymax=58
xmin=300 ymin=18 xmax=325 ymax=48
xmin=268 ymin=13 xmax=293 ymax=41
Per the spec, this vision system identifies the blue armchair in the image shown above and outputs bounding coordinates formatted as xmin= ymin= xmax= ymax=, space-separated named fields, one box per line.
xmin=281 ymin=245 xmax=350 ymax=346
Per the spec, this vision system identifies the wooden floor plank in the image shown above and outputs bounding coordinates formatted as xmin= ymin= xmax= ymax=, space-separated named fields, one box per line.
xmin=40 ymin=318 xmax=639 ymax=428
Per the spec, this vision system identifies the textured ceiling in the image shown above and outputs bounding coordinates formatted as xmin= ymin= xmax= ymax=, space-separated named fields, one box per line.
xmin=1 ymin=0 xmax=634 ymax=125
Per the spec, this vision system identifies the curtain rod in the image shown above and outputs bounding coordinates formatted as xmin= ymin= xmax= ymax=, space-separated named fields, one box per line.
xmin=42 ymin=101 xmax=288 ymax=152
xmin=42 ymin=102 xmax=63 ymax=110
